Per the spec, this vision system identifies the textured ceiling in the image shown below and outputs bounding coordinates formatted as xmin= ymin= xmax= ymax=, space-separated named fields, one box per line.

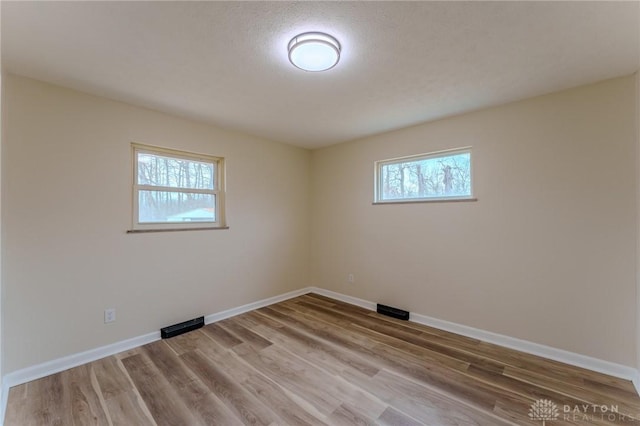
xmin=2 ymin=1 xmax=639 ymax=149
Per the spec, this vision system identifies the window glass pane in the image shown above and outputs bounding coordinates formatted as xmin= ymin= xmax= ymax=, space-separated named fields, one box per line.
xmin=138 ymin=190 xmax=216 ymax=223
xmin=380 ymin=152 xmax=471 ymax=200
xmin=137 ymin=152 xmax=214 ymax=190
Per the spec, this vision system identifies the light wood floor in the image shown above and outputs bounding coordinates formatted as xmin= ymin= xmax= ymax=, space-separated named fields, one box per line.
xmin=6 ymin=293 xmax=640 ymax=425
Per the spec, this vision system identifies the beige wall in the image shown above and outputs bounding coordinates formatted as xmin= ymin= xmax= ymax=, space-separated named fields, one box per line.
xmin=2 ymin=73 xmax=638 ymax=374
xmin=311 ymin=75 xmax=637 ymax=366
xmin=2 ymin=74 xmax=310 ymax=373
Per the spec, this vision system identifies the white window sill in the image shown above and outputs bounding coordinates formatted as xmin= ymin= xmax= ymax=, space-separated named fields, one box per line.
xmin=127 ymin=226 xmax=230 ymax=234
xmin=373 ymin=198 xmax=478 ymax=205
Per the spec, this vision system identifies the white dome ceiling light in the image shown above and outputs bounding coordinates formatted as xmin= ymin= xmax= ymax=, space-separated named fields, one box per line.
xmin=288 ymin=32 xmax=341 ymax=72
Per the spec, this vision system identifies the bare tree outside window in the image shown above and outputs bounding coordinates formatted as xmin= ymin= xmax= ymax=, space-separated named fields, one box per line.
xmin=376 ymin=149 xmax=472 ymax=202
xmin=137 ymin=153 xmax=216 ymax=222
xmin=132 ymin=144 xmax=226 ymax=230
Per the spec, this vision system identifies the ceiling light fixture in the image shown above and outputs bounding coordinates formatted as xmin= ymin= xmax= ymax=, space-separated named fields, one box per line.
xmin=288 ymin=32 xmax=341 ymax=72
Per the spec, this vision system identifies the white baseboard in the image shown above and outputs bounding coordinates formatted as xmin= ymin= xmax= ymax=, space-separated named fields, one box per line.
xmin=0 ymin=286 xmax=312 ymax=425
xmin=633 ymin=371 xmax=640 ymax=396
xmin=3 ymin=331 xmax=160 ymax=391
xmin=204 ymin=287 xmax=311 ymax=325
xmin=1 ymin=286 xmax=637 ymax=425
xmin=309 ymin=287 xmax=376 ymax=311
xmin=409 ymin=312 xmax=637 ymax=381
xmin=307 ymin=287 xmax=639 ymax=384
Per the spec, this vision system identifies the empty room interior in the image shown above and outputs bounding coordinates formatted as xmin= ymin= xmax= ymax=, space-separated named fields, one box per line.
xmin=1 ymin=1 xmax=640 ymax=425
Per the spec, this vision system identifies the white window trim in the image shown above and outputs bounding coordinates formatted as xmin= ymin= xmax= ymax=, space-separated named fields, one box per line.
xmin=374 ymin=146 xmax=475 ymax=204
xmin=130 ymin=143 xmax=226 ymax=232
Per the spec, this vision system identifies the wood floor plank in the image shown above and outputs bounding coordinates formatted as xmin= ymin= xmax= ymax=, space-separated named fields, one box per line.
xmin=91 ymin=354 xmax=158 ymax=426
xmin=200 ymin=323 xmax=243 ymax=349
xmin=194 ymin=339 xmax=329 ymax=426
xmin=341 ymin=367 xmax=514 ymax=426
xmin=4 ymin=385 xmax=29 ymax=426
xmin=327 ymin=403 xmax=376 ymax=426
xmin=246 ymin=311 xmax=380 ymax=377
xmin=161 ymin=327 xmax=209 ymax=356
xmin=91 ymin=357 xmax=133 ymax=401
xmin=241 ymin=370 xmax=329 ymax=426
xmin=143 ymin=341 xmax=197 ymax=389
xmin=300 ymin=293 xmax=342 ymax=308
xmin=259 ymin=305 xmax=389 ymax=361
xmin=300 ymin=296 xmax=630 ymax=392
xmin=377 ymin=406 xmax=423 ymax=426
xmin=286 ymin=300 xmax=472 ymax=371
xmin=262 ymin=302 xmax=482 ymax=393
xmin=9 ymin=373 xmax=71 ymax=426
xmin=48 ymin=373 xmax=74 ymax=426
xmin=299 ymin=300 xmax=489 ymax=370
xmin=103 ymin=390 xmax=156 ymax=426
xmin=302 ymin=294 xmax=639 ymax=399
xmin=584 ymin=377 xmax=640 ymax=401
xmin=271 ymin=298 xmax=580 ymax=422
xmin=234 ymin=339 xmax=389 ymax=419
xmin=121 ymin=353 xmax=201 ymax=426
xmin=232 ymin=342 xmax=345 ymax=416
xmin=142 ymin=341 xmax=243 ymax=426
xmin=503 ymin=365 xmax=640 ymax=416
xmin=180 ymin=349 xmax=279 ymax=426
xmin=7 ymin=294 xmax=639 ymax=426
xmin=303 ymin=297 xmax=509 ymax=374
xmin=217 ymin=319 xmax=273 ymax=350
xmin=64 ymin=364 xmax=112 ymax=425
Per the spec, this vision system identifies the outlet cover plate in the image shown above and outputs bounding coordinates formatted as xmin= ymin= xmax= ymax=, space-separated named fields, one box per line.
xmin=104 ymin=308 xmax=116 ymax=323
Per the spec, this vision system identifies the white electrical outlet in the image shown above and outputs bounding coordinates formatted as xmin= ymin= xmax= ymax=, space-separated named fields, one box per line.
xmin=104 ymin=308 xmax=116 ymax=324
xmin=348 ymin=273 xmax=355 ymax=284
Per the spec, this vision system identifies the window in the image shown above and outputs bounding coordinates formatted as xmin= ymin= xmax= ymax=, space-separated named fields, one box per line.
xmin=375 ymin=147 xmax=473 ymax=203
xmin=131 ymin=143 xmax=226 ymax=231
